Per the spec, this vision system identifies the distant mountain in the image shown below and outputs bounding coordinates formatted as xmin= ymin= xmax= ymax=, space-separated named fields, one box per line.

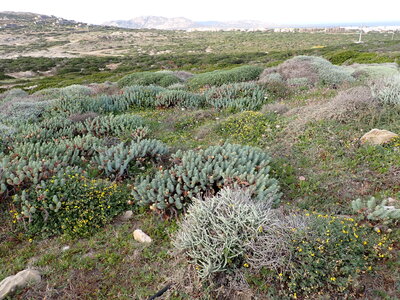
xmin=103 ymin=16 xmax=275 ymax=30
xmin=104 ymin=16 xmax=195 ymax=30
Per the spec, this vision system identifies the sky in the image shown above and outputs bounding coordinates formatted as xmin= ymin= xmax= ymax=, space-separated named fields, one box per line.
xmin=1 ymin=0 xmax=400 ymax=25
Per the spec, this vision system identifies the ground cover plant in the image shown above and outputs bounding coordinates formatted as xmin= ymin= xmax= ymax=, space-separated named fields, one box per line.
xmin=0 ymin=28 xmax=399 ymax=300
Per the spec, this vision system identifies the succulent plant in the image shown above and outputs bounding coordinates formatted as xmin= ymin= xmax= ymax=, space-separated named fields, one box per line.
xmin=132 ymin=143 xmax=281 ymax=214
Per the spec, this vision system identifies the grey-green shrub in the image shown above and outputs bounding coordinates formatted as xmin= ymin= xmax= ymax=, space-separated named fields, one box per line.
xmin=60 ymin=84 xmax=92 ymax=99
xmin=205 ymin=82 xmax=268 ymax=111
xmin=372 ymin=75 xmax=400 ymax=105
xmin=352 ymin=197 xmax=400 ymax=224
xmin=0 ymin=155 xmax=82 ymax=198
xmin=118 ymin=71 xmax=182 ymax=88
xmin=132 ymin=143 xmax=281 ymax=213
xmin=11 ymin=135 xmax=102 ymax=165
xmin=173 ymin=188 xmax=275 ymax=278
xmin=15 ymin=114 xmax=147 ymax=142
xmin=155 ymin=90 xmax=206 ymax=108
xmin=122 ymin=85 xmax=166 ymax=108
xmin=187 ymin=65 xmax=264 ymax=90
xmin=92 ymin=139 xmax=168 ymax=179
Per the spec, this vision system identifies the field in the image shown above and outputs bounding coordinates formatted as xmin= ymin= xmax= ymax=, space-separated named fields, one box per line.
xmin=0 ymin=14 xmax=399 ymax=300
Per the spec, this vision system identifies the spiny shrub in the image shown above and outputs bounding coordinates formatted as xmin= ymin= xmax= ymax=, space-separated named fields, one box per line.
xmin=60 ymin=84 xmax=92 ymax=99
xmin=0 ymin=123 xmax=14 ymax=153
xmin=155 ymin=90 xmax=206 ymax=108
xmin=0 ymin=100 xmax=54 ymax=123
xmin=174 ymin=188 xmax=274 ymax=279
xmin=352 ymin=197 xmax=400 ymax=224
xmin=372 ymin=75 xmax=400 ymax=105
xmin=205 ymin=82 xmax=268 ymax=111
xmin=0 ymin=89 xmax=28 ymax=103
xmin=248 ymin=213 xmax=395 ymax=298
xmin=261 ymin=56 xmax=355 ymax=87
xmin=218 ymin=111 xmax=279 ymax=146
xmin=187 ymin=66 xmax=264 ymax=90
xmin=92 ymin=139 xmax=168 ymax=179
xmin=351 ymin=64 xmax=399 ymax=80
xmin=68 ymin=112 xmax=99 ymax=123
xmin=33 ymin=88 xmax=63 ymax=100
xmin=12 ymin=174 xmax=130 ymax=237
xmin=122 ymin=85 xmax=166 ymax=108
xmin=132 ymin=143 xmax=281 ymax=214
xmin=172 ymin=71 xmax=194 ymax=81
xmin=118 ymin=71 xmax=182 ymax=88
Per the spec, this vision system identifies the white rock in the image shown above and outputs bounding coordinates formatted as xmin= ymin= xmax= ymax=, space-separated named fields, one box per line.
xmin=62 ymin=246 xmax=70 ymax=251
xmin=133 ymin=229 xmax=152 ymax=243
xmin=360 ymin=129 xmax=398 ymax=145
xmin=0 ymin=269 xmax=41 ymax=299
xmin=120 ymin=210 xmax=133 ymax=221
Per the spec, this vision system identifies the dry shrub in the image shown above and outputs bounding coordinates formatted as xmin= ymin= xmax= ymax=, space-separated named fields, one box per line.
xmin=68 ymin=112 xmax=99 ymax=123
xmin=286 ymin=86 xmax=376 ymax=132
xmin=277 ymin=57 xmax=319 ymax=84
xmin=173 ymin=71 xmax=194 ymax=81
xmin=87 ymin=82 xmax=121 ymax=95
xmin=261 ymin=102 xmax=289 ymax=115
xmin=259 ymin=56 xmax=355 ymax=88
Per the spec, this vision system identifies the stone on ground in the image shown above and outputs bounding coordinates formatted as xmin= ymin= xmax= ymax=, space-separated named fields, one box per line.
xmin=360 ymin=129 xmax=398 ymax=145
xmin=0 ymin=269 xmax=41 ymax=299
xmin=133 ymin=229 xmax=152 ymax=243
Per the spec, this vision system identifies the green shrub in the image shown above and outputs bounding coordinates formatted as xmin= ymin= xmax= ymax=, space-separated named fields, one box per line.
xmin=118 ymin=71 xmax=182 ymax=88
xmin=205 ymin=82 xmax=268 ymax=111
xmin=13 ymin=174 xmax=130 ymax=237
xmin=218 ymin=111 xmax=279 ymax=146
xmin=92 ymin=139 xmax=168 ymax=179
xmin=155 ymin=90 xmax=206 ymax=108
xmin=326 ymin=50 xmax=394 ymax=65
xmin=187 ymin=65 xmax=264 ymax=90
xmin=174 ymin=188 xmax=274 ymax=279
xmin=132 ymin=143 xmax=281 ymax=214
xmin=248 ymin=213 xmax=394 ymax=298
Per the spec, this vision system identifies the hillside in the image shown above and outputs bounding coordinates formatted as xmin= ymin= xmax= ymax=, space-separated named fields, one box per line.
xmin=0 ymin=12 xmax=399 ymax=300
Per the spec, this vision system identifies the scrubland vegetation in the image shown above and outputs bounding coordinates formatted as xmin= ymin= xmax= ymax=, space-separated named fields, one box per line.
xmin=0 ymin=22 xmax=400 ymax=299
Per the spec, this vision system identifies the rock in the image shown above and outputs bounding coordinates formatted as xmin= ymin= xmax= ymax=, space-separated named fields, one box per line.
xmin=360 ymin=129 xmax=398 ymax=145
xmin=120 ymin=210 xmax=133 ymax=221
xmin=62 ymin=246 xmax=70 ymax=251
xmin=0 ymin=269 xmax=41 ymax=299
xmin=133 ymin=229 xmax=152 ymax=243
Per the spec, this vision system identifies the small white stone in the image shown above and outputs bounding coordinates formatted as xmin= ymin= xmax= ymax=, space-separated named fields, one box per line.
xmin=133 ymin=229 xmax=152 ymax=243
xmin=62 ymin=246 xmax=70 ymax=251
xmin=120 ymin=210 xmax=133 ymax=221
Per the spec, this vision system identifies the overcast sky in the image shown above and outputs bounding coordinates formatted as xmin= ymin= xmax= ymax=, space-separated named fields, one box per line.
xmin=1 ymin=0 xmax=399 ymax=25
